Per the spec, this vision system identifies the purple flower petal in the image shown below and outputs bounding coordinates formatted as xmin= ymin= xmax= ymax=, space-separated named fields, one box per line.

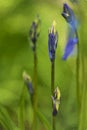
xmin=48 ymin=31 xmax=58 ymax=62
xmin=62 ymin=37 xmax=78 ymax=60
xmin=62 ymin=3 xmax=76 ymax=30
xmin=26 ymin=82 xmax=34 ymax=95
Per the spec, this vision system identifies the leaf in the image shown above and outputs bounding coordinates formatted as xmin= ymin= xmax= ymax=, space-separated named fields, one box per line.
xmin=0 ymin=105 xmax=20 ymax=130
xmin=37 ymin=109 xmax=51 ymax=130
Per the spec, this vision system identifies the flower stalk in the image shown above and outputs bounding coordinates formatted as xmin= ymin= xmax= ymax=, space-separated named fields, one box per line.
xmin=75 ymin=28 xmax=80 ymax=110
xmin=31 ymin=49 xmax=37 ymax=130
xmin=51 ymin=60 xmax=56 ymax=130
xmin=74 ymin=2 xmax=87 ymax=129
xmin=48 ymin=21 xmax=58 ymax=130
xmin=61 ymin=3 xmax=80 ymax=109
xmin=29 ymin=15 xmax=41 ymax=130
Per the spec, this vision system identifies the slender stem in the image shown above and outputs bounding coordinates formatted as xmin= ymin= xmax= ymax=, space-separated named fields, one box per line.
xmin=52 ymin=116 xmax=56 ymax=130
xmin=78 ymin=53 xmax=86 ymax=130
xmin=75 ymin=2 xmax=86 ymax=130
xmin=75 ymin=29 xmax=80 ymax=111
xmin=79 ymin=22 xmax=86 ymax=130
xmin=51 ymin=61 xmax=55 ymax=94
xmin=51 ymin=61 xmax=56 ymax=130
xmin=32 ymin=49 xmax=37 ymax=130
xmin=78 ymin=66 xmax=86 ymax=130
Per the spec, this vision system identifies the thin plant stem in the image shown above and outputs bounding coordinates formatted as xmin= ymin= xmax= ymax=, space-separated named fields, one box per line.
xmin=32 ymin=49 xmax=37 ymax=130
xmin=79 ymin=22 xmax=86 ymax=130
xmin=51 ymin=61 xmax=55 ymax=94
xmin=79 ymin=71 xmax=86 ymax=130
xmin=75 ymin=2 xmax=86 ymax=129
xmin=51 ymin=61 xmax=56 ymax=130
xmin=75 ymin=29 xmax=80 ymax=111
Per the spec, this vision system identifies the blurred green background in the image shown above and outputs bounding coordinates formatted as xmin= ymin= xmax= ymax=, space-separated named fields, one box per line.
xmin=0 ymin=0 xmax=87 ymax=130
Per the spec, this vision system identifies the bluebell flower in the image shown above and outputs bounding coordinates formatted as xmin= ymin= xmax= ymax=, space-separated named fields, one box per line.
xmin=61 ymin=3 xmax=76 ymax=30
xmin=52 ymin=87 xmax=61 ymax=116
xmin=62 ymin=3 xmax=78 ymax=60
xmin=29 ymin=15 xmax=41 ymax=51
xmin=48 ymin=21 xmax=58 ymax=62
xmin=23 ymin=71 xmax=33 ymax=95
xmin=62 ymin=37 xmax=78 ymax=60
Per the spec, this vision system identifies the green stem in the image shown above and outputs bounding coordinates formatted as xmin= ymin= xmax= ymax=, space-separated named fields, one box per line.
xmin=74 ymin=2 xmax=87 ymax=130
xmin=32 ymin=49 xmax=37 ymax=130
xmin=79 ymin=7 xmax=86 ymax=130
xmin=51 ymin=61 xmax=56 ymax=130
xmin=79 ymin=77 xmax=86 ymax=130
xmin=75 ymin=29 xmax=80 ymax=111
xmin=78 ymin=57 xmax=87 ymax=130
xmin=51 ymin=61 xmax=55 ymax=94
xmin=75 ymin=2 xmax=86 ymax=130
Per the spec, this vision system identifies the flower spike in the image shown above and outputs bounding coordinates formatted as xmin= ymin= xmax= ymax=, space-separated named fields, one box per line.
xmin=48 ymin=21 xmax=58 ymax=62
xmin=61 ymin=3 xmax=78 ymax=60
xmin=29 ymin=15 xmax=41 ymax=51
xmin=62 ymin=3 xmax=76 ymax=30
xmin=23 ymin=71 xmax=33 ymax=95
xmin=52 ymin=87 xmax=61 ymax=116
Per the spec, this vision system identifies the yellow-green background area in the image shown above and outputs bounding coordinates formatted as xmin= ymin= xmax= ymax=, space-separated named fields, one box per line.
xmin=0 ymin=0 xmax=87 ymax=130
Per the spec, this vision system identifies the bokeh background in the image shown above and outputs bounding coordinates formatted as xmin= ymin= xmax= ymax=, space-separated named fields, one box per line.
xmin=0 ymin=0 xmax=87 ymax=130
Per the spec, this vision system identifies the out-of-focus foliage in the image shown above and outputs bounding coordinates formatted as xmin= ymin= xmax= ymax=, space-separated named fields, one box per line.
xmin=0 ymin=0 xmax=87 ymax=130
xmin=0 ymin=105 xmax=20 ymax=130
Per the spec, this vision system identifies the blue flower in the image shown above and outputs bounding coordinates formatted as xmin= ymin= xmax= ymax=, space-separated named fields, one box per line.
xmin=48 ymin=21 xmax=58 ymax=62
xmin=52 ymin=87 xmax=61 ymax=116
xmin=29 ymin=15 xmax=41 ymax=51
xmin=61 ymin=3 xmax=76 ymax=30
xmin=26 ymin=81 xmax=33 ymax=95
xmin=62 ymin=37 xmax=78 ymax=60
xmin=62 ymin=3 xmax=78 ymax=60
xmin=23 ymin=71 xmax=33 ymax=95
